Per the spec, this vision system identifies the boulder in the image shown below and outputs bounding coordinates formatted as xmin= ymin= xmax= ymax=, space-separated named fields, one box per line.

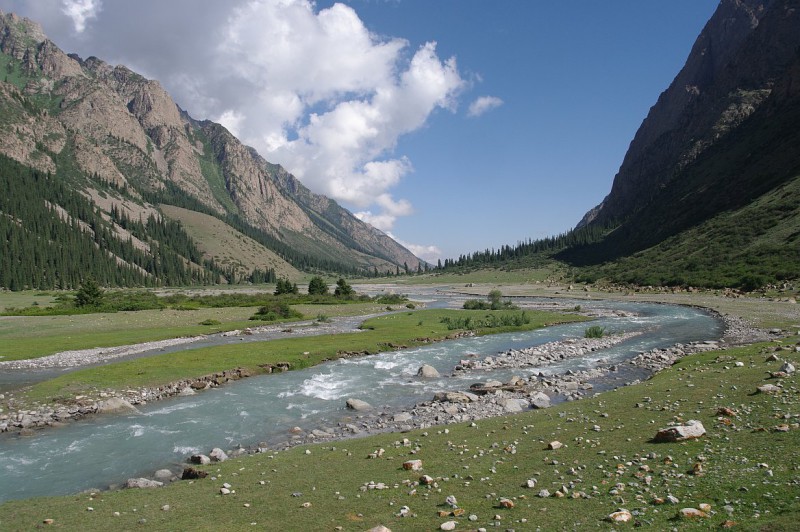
xmin=345 ymin=398 xmax=372 ymax=411
xmin=126 ymin=478 xmax=163 ymax=489
xmin=498 ymin=398 xmax=526 ymax=413
xmin=189 ymin=454 xmax=211 ymax=465
xmin=529 ymin=391 xmax=551 ymax=409
xmin=393 ymin=412 xmax=413 ymax=423
xmin=433 ymin=391 xmax=473 ymax=404
xmin=403 ymin=459 xmax=423 ymax=471
xmin=153 ymin=469 xmax=175 ymax=482
xmin=417 ymin=365 xmax=440 ymax=378
xmin=96 ymin=398 xmax=139 ymax=415
xmin=607 ymin=509 xmax=633 ymax=523
xmin=209 ymin=448 xmax=228 ymax=462
xmin=181 ymin=467 xmax=208 ymax=480
xmin=653 ymin=420 xmax=706 ymax=442
xmin=757 ymin=384 xmax=781 ymax=394
xmin=780 ymin=361 xmax=795 ymax=374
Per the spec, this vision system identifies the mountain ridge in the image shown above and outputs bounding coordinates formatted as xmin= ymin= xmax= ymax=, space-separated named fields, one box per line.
xmin=0 ymin=10 xmax=421 ymax=289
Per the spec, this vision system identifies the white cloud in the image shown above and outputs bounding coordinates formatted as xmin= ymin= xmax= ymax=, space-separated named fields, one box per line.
xmin=61 ymin=0 xmax=101 ymax=33
xmin=388 ymin=233 xmax=442 ymax=264
xmin=208 ymin=0 xmax=464 ymax=229
xmin=468 ymin=95 xmax=503 ymax=117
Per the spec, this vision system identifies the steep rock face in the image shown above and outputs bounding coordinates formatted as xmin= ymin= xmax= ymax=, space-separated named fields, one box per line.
xmin=0 ymin=10 xmax=420 ymax=273
xmin=579 ymin=0 xmax=797 ymax=228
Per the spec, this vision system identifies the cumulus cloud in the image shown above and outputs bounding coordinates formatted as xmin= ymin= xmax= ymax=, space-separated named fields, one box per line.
xmin=61 ymin=0 xmax=101 ymax=33
xmin=389 ymin=234 xmax=442 ymax=264
xmin=468 ymin=95 xmax=503 ymax=117
xmin=2 ymin=0 xmax=466 ymax=239
xmin=211 ymin=1 xmax=465 ymax=229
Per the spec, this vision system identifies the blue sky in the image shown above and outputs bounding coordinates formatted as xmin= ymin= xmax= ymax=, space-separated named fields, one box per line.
xmin=1 ymin=0 xmax=718 ymax=263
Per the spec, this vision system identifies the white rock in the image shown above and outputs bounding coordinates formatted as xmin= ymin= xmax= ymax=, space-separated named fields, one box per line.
xmin=417 ymin=364 xmax=440 ymax=378
xmin=653 ymin=420 xmax=706 ymax=442
xmin=345 ymin=398 xmax=372 ymax=411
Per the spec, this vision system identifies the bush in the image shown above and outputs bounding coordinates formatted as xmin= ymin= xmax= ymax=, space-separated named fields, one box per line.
xmin=308 ymin=276 xmax=329 ymax=296
xmin=249 ymin=301 xmax=302 ymax=322
xmin=584 ymin=325 xmax=605 ymax=338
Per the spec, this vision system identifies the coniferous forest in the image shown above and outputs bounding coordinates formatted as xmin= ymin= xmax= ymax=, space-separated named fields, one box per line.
xmin=0 ymin=154 xmax=277 ymax=289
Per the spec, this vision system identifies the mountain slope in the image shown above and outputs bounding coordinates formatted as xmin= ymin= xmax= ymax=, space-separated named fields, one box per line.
xmin=562 ymin=0 xmax=800 ymax=286
xmin=0 ymin=11 xmax=419 ymax=289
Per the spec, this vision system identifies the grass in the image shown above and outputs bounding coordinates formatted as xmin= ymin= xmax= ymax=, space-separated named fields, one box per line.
xmin=3 ymin=335 xmax=798 ymax=530
xmin=12 ymin=309 xmax=583 ymax=406
xmin=159 ymin=205 xmax=300 ymax=281
xmin=0 ymin=302 xmax=396 ymax=362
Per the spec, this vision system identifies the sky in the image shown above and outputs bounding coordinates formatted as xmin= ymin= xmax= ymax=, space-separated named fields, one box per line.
xmin=0 ymin=0 xmax=719 ymax=263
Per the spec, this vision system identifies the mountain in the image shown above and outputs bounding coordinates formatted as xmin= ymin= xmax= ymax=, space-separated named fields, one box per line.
xmin=0 ymin=11 xmax=421 ymax=289
xmin=564 ymin=0 xmax=800 ymax=286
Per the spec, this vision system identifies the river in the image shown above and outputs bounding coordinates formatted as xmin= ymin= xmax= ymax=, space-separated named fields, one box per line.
xmin=0 ymin=292 xmax=721 ymax=503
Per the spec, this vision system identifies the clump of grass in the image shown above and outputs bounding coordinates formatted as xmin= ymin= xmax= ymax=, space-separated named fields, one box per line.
xmin=198 ymin=319 xmax=221 ymax=326
xmin=584 ymin=325 xmax=605 ymax=338
xmin=315 ymin=314 xmax=331 ymax=323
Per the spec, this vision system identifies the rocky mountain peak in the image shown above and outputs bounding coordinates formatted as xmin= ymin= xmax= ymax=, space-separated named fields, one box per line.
xmin=578 ymin=0 xmax=792 ymax=228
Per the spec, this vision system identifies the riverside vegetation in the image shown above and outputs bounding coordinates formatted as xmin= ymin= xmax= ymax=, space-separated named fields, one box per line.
xmin=1 ymin=326 xmax=797 ymax=530
xmin=1 ymin=282 xmax=798 ymax=529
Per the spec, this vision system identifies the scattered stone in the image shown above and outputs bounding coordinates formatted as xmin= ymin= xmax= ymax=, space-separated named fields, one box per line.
xmin=678 ymin=508 xmax=708 ymax=519
xmin=757 ymin=384 xmax=781 ymax=394
xmin=154 ymin=469 xmax=174 ymax=481
xmin=190 ymin=454 xmax=211 ymax=465
xmin=547 ymin=441 xmax=563 ymax=450
xmin=653 ymin=420 xmax=706 ymax=442
xmin=125 ymin=478 xmax=163 ymax=489
xmin=181 ymin=467 xmax=208 ymax=480
xmin=345 ymin=398 xmax=372 ymax=411
xmin=161 ymin=505 xmax=170 ymax=511
xmin=523 ymin=478 xmax=537 ymax=489
xmin=96 ymin=398 xmax=140 ymax=415
xmin=440 ymin=521 xmax=457 ymax=531
xmin=779 ymin=361 xmax=795 ymax=374
xmin=393 ymin=412 xmax=413 ymax=423
xmin=417 ymin=364 xmax=441 ymax=378
xmin=403 ymin=459 xmax=423 ymax=471
xmin=366 ymin=527 xmax=392 ymax=532
xmin=420 ymin=475 xmax=434 ymax=485
xmin=538 ymin=489 xmax=551 ymax=498
xmin=607 ymin=509 xmax=633 ymax=523
xmin=498 ymin=498 xmax=514 ymax=508
xmin=209 ymin=448 xmax=228 ymax=462
xmin=529 ymin=392 xmax=551 ymax=409
xmin=445 ymin=495 xmax=458 ymax=508
xmin=42 ymin=519 xmax=54 ymax=525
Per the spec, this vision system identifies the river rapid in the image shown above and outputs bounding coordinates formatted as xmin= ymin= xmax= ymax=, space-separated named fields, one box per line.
xmin=0 ymin=291 xmax=721 ymax=503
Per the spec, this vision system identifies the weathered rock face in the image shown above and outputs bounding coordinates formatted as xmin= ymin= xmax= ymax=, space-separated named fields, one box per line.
xmin=574 ymin=0 xmax=800 ymax=270
xmin=0 ymin=10 xmax=420 ymax=276
xmin=580 ymin=0 xmax=794 ymax=229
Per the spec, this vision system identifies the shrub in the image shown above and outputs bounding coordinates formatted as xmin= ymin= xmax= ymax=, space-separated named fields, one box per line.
xmin=584 ymin=325 xmax=605 ymax=338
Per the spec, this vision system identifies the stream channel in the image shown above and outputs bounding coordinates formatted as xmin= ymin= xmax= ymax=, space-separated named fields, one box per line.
xmin=0 ymin=290 xmax=721 ymax=503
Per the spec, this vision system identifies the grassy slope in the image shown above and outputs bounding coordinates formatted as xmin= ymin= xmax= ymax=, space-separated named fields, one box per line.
xmin=15 ymin=309 xmax=584 ymax=405
xmin=584 ymin=176 xmax=800 ymax=287
xmin=159 ymin=205 xmax=300 ymax=280
xmin=3 ymin=336 xmax=797 ymax=531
